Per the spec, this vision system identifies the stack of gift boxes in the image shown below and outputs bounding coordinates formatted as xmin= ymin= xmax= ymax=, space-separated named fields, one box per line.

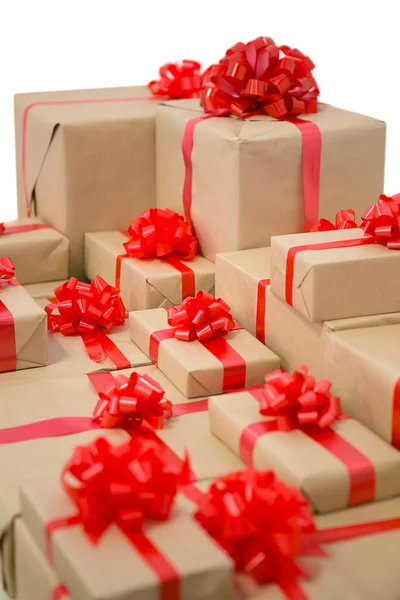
xmin=1 ymin=38 xmax=400 ymax=599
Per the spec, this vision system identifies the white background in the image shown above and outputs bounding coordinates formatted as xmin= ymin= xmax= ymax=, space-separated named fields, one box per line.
xmin=1 ymin=0 xmax=399 ymax=222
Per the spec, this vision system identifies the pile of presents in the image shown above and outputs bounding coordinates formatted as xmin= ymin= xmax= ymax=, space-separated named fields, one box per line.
xmin=1 ymin=37 xmax=400 ymax=599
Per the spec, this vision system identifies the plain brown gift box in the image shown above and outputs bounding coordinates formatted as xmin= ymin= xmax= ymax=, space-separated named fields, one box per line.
xmin=15 ymin=86 xmax=161 ymax=278
xmin=156 ymin=100 xmax=385 ymax=261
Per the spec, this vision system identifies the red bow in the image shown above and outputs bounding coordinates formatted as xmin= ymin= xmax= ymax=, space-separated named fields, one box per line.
xmin=360 ymin=193 xmax=400 ymax=249
xmin=0 ymin=257 xmax=15 ymax=287
xmin=93 ymin=372 xmax=172 ymax=429
xmin=148 ymin=60 xmax=206 ymax=99
xmin=124 ymin=208 xmax=198 ymax=261
xmin=46 ymin=276 xmax=126 ymax=336
xmin=61 ymin=436 xmax=191 ymax=543
xmin=312 ymin=209 xmax=358 ymax=232
xmin=194 ymin=468 xmax=316 ymax=585
xmin=0 ymin=224 xmax=6 ymax=235
xmin=167 ymin=291 xmax=235 ymax=341
xmin=261 ymin=366 xmax=342 ymax=431
xmin=200 ymin=36 xmax=319 ymax=119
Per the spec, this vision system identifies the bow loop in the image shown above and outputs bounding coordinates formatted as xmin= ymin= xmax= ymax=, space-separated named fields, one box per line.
xmin=149 ymin=60 xmax=205 ymax=99
xmin=312 ymin=209 xmax=358 ymax=232
xmin=361 ymin=194 xmax=400 ymax=248
xmin=0 ymin=257 xmax=16 ymax=288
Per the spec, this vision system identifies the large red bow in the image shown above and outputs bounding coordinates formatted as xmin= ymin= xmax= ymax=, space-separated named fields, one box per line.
xmin=167 ymin=291 xmax=235 ymax=341
xmin=61 ymin=436 xmax=190 ymax=543
xmin=0 ymin=224 xmax=6 ymax=235
xmin=0 ymin=257 xmax=15 ymax=288
xmin=93 ymin=372 xmax=172 ymax=429
xmin=46 ymin=276 xmax=126 ymax=336
xmin=148 ymin=60 xmax=206 ymax=99
xmin=124 ymin=208 xmax=198 ymax=261
xmin=312 ymin=209 xmax=358 ymax=232
xmin=360 ymin=193 xmax=400 ymax=249
xmin=200 ymin=36 xmax=319 ymax=119
xmin=194 ymin=468 xmax=316 ymax=585
xmin=261 ymin=366 xmax=342 ymax=431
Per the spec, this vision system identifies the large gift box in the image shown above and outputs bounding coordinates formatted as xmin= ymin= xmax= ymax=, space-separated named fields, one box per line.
xmin=129 ymin=304 xmax=280 ymax=397
xmin=209 ymin=383 xmax=400 ymax=513
xmin=23 ymin=280 xmax=68 ymax=300
xmin=85 ymin=230 xmax=215 ymax=311
xmin=270 ymin=227 xmax=400 ymax=322
xmin=15 ymin=86 xmax=161 ymax=278
xmin=0 ymin=218 xmax=68 ymax=284
xmin=156 ymin=100 xmax=385 ymax=261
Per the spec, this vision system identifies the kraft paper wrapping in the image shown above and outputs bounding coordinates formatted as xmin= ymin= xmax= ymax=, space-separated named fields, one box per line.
xmin=0 ymin=284 xmax=47 ymax=372
xmin=209 ymin=390 xmax=400 ymax=513
xmin=215 ymin=247 xmax=271 ymax=340
xmin=85 ymin=231 xmax=215 ymax=311
xmin=15 ymin=86 xmax=160 ymax=278
xmin=265 ymin=288 xmax=400 ymax=378
xmin=322 ymin=324 xmax=400 ymax=447
xmin=156 ymin=100 xmax=385 ymax=262
xmin=0 ymin=218 xmax=69 ymax=284
xmin=23 ymin=280 xmax=67 ymax=300
xmin=270 ymin=228 xmax=400 ymax=322
xmin=129 ymin=308 xmax=280 ymax=397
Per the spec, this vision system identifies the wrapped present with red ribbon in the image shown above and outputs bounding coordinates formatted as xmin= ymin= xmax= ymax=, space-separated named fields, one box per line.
xmin=84 ymin=208 xmax=215 ymax=312
xmin=129 ymin=292 xmax=280 ymax=397
xmin=0 ymin=257 xmax=47 ymax=373
xmin=208 ymin=365 xmax=400 ymax=513
xmin=157 ymin=36 xmax=385 ymax=262
xmin=270 ymin=194 xmax=400 ymax=322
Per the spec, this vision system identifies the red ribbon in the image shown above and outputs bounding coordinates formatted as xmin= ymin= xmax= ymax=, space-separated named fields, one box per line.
xmin=312 ymin=209 xmax=358 ymax=232
xmin=256 ymin=278 xmax=270 ymax=343
xmin=92 ymin=372 xmax=172 ymax=429
xmin=0 ymin=258 xmax=17 ymax=373
xmin=0 ymin=257 xmax=16 ymax=288
xmin=200 ymin=37 xmax=319 ymax=119
xmin=52 ymin=584 xmax=69 ymax=599
xmin=148 ymin=60 xmax=205 ymax=99
xmin=392 ymin=379 xmax=400 ymax=450
xmin=360 ymin=193 xmax=400 ymax=248
xmin=0 ymin=222 xmax=50 ymax=235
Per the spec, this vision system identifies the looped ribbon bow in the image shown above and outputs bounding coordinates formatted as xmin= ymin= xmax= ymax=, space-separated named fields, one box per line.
xmin=46 ymin=275 xmax=126 ymax=336
xmin=167 ymin=291 xmax=235 ymax=341
xmin=260 ymin=366 xmax=342 ymax=432
xmin=200 ymin=36 xmax=319 ymax=119
xmin=194 ymin=468 xmax=316 ymax=585
xmin=61 ymin=436 xmax=191 ymax=543
xmin=360 ymin=193 xmax=400 ymax=249
xmin=0 ymin=257 xmax=16 ymax=289
xmin=312 ymin=209 xmax=358 ymax=232
xmin=0 ymin=224 xmax=6 ymax=235
xmin=124 ymin=208 xmax=198 ymax=261
xmin=148 ymin=60 xmax=206 ymax=99
xmin=93 ymin=372 xmax=172 ymax=430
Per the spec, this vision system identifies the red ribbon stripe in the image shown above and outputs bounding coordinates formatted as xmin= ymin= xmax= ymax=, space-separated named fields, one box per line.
xmin=0 ymin=223 xmax=50 ymax=235
xmin=255 ymin=278 xmax=270 ymax=343
xmin=0 ymin=300 xmax=17 ymax=373
xmin=52 ymin=584 xmax=69 ymax=599
xmin=392 ymin=379 xmax=400 ymax=450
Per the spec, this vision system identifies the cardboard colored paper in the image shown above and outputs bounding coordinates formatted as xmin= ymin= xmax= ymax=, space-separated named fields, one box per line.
xmin=15 ymin=86 xmax=161 ymax=278
xmin=23 ymin=280 xmax=67 ymax=300
xmin=85 ymin=231 xmax=215 ymax=311
xmin=156 ymin=100 xmax=385 ymax=261
xmin=209 ymin=389 xmax=400 ymax=513
xmin=129 ymin=308 xmax=280 ymax=397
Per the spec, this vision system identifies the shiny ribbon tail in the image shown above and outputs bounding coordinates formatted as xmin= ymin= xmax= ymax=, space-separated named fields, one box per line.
xmin=256 ymin=279 xmax=270 ymax=343
xmin=0 ymin=300 xmax=17 ymax=373
xmin=52 ymin=584 xmax=70 ymax=600
xmin=82 ymin=331 xmax=131 ymax=369
xmin=311 ymin=517 xmax=400 ymax=545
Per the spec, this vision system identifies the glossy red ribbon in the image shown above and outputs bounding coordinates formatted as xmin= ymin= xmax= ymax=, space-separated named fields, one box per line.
xmin=256 ymin=278 xmax=270 ymax=343
xmin=93 ymin=371 xmax=172 ymax=429
xmin=312 ymin=209 xmax=358 ymax=232
xmin=391 ymin=379 xmax=400 ymax=450
xmin=52 ymin=584 xmax=69 ymax=599
xmin=200 ymin=37 xmax=319 ymax=119
xmin=0 ymin=258 xmax=17 ymax=373
xmin=360 ymin=193 xmax=400 ymax=248
xmin=0 ymin=222 xmax=50 ymax=235
xmin=0 ymin=257 xmax=16 ymax=287
xmin=148 ymin=60 xmax=205 ymax=99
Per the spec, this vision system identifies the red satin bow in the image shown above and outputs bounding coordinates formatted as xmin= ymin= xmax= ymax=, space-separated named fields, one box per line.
xmin=361 ymin=193 xmax=400 ymax=249
xmin=200 ymin=36 xmax=319 ymax=119
xmin=124 ymin=208 xmax=198 ymax=261
xmin=194 ymin=468 xmax=316 ymax=585
xmin=148 ymin=60 xmax=205 ymax=99
xmin=0 ymin=257 xmax=15 ymax=286
xmin=93 ymin=372 xmax=172 ymax=429
xmin=0 ymin=224 xmax=6 ymax=235
xmin=261 ymin=366 xmax=342 ymax=431
xmin=312 ymin=209 xmax=358 ymax=232
xmin=46 ymin=276 xmax=126 ymax=336
xmin=61 ymin=436 xmax=190 ymax=543
xmin=167 ymin=291 xmax=235 ymax=341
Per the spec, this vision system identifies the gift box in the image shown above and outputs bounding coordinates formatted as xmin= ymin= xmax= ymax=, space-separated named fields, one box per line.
xmin=322 ymin=324 xmax=400 ymax=450
xmin=23 ymin=280 xmax=68 ymax=300
xmin=0 ymin=217 xmax=69 ymax=284
xmin=270 ymin=227 xmax=400 ymax=322
xmin=156 ymin=100 xmax=385 ymax=261
xmin=215 ymin=247 xmax=271 ymax=343
xmin=209 ymin=383 xmax=400 ymax=513
xmin=129 ymin=306 xmax=280 ymax=397
xmin=15 ymin=86 xmax=161 ymax=278
xmin=85 ymin=230 xmax=215 ymax=311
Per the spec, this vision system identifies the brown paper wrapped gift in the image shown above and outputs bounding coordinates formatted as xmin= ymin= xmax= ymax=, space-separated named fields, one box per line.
xmin=23 ymin=279 xmax=68 ymax=300
xmin=0 ymin=281 xmax=47 ymax=373
xmin=129 ymin=307 xmax=280 ymax=397
xmin=0 ymin=217 xmax=68 ymax=284
xmin=15 ymin=86 xmax=161 ymax=278
xmin=322 ymin=324 xmax=400 ymax=450
xmin=270 ymin=228 xmax=400 ymax=322
xmin=85 ymin=230 xmax=215 ymax=311
xmin=209 ymin=387 xmax=400 ymax=513
xmin=265 ymin=287 xmax=400 ymax=378
xmin=156 ymin=100 xmax=385 ymax=261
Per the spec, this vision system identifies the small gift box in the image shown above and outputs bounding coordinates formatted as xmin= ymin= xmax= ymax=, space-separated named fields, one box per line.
xmin=0 ymin=258 xmax=47 ymax=373
xmin=84 ymin=211 xmax=215 ymax=312
xmin=0 ymin=217 xmax=69 ymax=284
xmin=209 ymin=367 xmax=400 ymax=513
xmin=129 ymin=293 xmax=280 ymax=397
